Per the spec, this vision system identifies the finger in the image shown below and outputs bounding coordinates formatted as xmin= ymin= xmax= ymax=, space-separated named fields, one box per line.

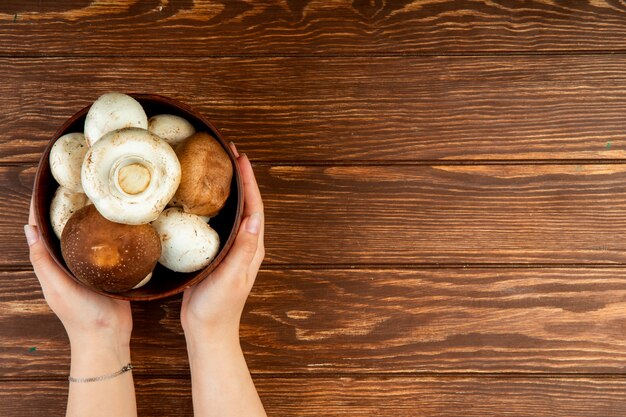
xmin=250 ymin=240 xmax=265 ymax=273
xmin=27 ymin=196 xmax=67 ymax=295
xmin=238 ymin=154 xmax=265 ymax=274
xmin=229 ymin=141 xmax=240 ymax=158
xmin=250 ymin=224 xmax=265 ymax=273
xmin=24 ymin=224 xmax=74 ymax=295
xmin=238 ymin=154 xmax=264 ymax=218
xmin=247 ymin=251 xmax=264 ymax=287
xmin=213 ymin=212 xmax=261 ymax=278
xmin=29 ymin=193 xmax=36 ymax=225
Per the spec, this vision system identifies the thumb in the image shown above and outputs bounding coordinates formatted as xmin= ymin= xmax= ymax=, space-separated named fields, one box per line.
xmin=24 ymin=224 xmax=69 ymax=293
xmin=217 ymin=212 xmax=262 ymax=275
xmin=24 ymin=224 xmax=48 ymax=265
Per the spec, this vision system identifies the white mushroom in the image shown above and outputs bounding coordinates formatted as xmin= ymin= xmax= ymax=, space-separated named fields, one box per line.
xmin=49 ymin=132 xmax=88 ymax=193
xmin=81 ymin=127 xmax=181 ymax=225
xmin=151 ymin=208 xmax=220 ymax=273
xmin=148 ymin=114 xmax=196 ymax=147
xmin=84 ymin=93 xmax=148 ymax=146
xmin=50 ymin=186 xmax=90 ymax=239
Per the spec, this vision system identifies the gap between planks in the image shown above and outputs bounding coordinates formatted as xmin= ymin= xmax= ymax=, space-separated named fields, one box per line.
xmin=252 ymin=160 xmax=626 ymax=167
xmin=9 ymin=160 xmax=626 ymax=169
xmin=6 ymin=51 xmax=626 ymax=59
xmin=6 ymin=264 xmax=626 ymax=272
xmin=4 ymin=372 xmax=626 ymax=383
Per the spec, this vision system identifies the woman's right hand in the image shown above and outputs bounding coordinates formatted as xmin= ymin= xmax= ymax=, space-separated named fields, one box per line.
xmin=180 ymin=146 xmax=265 ymax=341
xmin=180 ymin=144 xmax=267 ymax=417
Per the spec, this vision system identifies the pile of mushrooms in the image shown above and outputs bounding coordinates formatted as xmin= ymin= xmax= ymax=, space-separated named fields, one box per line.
xmin=50 ymin=93 xmax=233 ymax=293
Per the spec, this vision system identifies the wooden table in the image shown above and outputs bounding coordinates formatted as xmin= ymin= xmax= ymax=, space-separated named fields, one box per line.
xmin=3 ymin=1 xmax=626 ymax=415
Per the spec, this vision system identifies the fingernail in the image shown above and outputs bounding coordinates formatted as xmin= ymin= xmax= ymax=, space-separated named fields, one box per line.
xmin=241 ymin=153 xmax=254 ymax=166
xmin=24 ymin=225 xmax=39 ymax=246
xmin=229 ymin=141 xmax=239 ymax=157
xmin=245 ymin=212 xmax=261 ymax=235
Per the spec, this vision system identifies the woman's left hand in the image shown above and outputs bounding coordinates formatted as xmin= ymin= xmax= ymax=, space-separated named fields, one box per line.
xmin=25 ymin=197 xmax=133 ymax=347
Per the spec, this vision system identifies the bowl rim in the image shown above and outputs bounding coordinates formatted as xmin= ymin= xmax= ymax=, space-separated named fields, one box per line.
xmin=33 ymin=93 xmax=244 ymax=301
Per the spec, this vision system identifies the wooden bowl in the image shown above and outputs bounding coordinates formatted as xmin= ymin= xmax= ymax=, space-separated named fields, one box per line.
xmin=33 ymin=94 xmax=243 ymax=301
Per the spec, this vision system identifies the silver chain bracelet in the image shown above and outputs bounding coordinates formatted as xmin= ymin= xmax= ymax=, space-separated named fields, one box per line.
xmin=68 ymin=363 xmax=133 ymax=383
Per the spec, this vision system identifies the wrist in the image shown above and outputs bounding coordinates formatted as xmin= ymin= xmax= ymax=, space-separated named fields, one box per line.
xmin=70 ymin=335 xmax=130 ymax=353
xmin=68 ymin=324 xmax=131 ymax=347
xmin=69 ymin=337 xmax=131 ymax=380
xmin=184 ymin=326 xmax=241 ymax=362
xmin=182 ymin=316 xmax=240 ymax=343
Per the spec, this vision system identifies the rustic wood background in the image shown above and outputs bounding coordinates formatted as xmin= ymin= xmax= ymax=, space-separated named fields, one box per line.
xmin=2 ymin=1 xmax=626 ymax=415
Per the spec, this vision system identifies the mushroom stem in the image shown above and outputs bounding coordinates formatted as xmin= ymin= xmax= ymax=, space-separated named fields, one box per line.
xmin=110 ymin=156 xmax=155 ymax=197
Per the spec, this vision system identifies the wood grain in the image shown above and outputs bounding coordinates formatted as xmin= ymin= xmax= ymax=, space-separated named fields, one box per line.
xmin=4 ymin=1 xmax=626 ymax=55
xmin=4 ymin=268 xmax=626 ymax=377
xmin=4 ymin=1 xmax=626 ymax=415
xmin=254 ymin=163 xmax=626 ymax=264
xmin=2 ymin=377 xmax=626 ymax=417
xmin=7 ymin=164 xmax=626 ymax=266
xmin=5 ymin=56 xmax=626 ymax=163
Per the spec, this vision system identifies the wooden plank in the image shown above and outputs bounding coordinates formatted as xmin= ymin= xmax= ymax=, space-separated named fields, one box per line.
xmin=2 ymin=377 xmax=626 ymax=417
xmin=3 ymin=1 xmax=626 ymax=55
xmin=7 ymin=164 xmax=626 ymax=266
xmin=4 ymin=56 xmax=626 ymax=163
xmin=3 ymin=268 xmax=626 ymax=377
xmin=254 ymin=163 xmax=626 ymax=264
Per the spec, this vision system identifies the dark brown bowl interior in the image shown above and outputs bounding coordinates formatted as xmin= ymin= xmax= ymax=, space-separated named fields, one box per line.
xmin=33 ymin=94 xmax=243 ymax=301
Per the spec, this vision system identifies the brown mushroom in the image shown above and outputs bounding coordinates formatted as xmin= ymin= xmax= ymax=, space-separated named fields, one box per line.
xmin=170 ymin=132 xmax=233 ymax=217
xmin=61 ymin=205 xmax=161 ymax=293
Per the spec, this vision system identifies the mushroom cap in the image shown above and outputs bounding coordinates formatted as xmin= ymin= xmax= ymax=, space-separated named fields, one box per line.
xmin=50 ymin=132 xmax=88 ymax=193
xmin=61 ymin=205 xmax=162 ymax=293
xmin=171 ymin=132 xmax=233 ymax=217
xmin=84 ymin=93 xmax=148 ymax=147
xmin=151 ymin=208 xmax=220 ymax=273
xmin=50 ymin=186 xmax=90 ymax=239
xmin=82 ymin=127 xmax=181 ymax=225
xmin=148 ymin=114 xmax=196 ymax=147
